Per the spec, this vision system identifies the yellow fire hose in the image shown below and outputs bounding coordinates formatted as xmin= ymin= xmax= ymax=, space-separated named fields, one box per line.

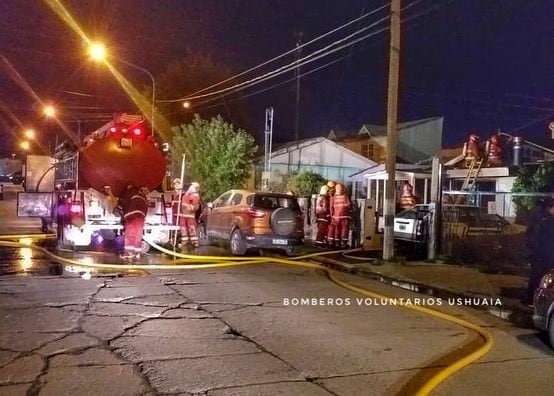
xmin=0 ymin=233 xmax=493 ymax=395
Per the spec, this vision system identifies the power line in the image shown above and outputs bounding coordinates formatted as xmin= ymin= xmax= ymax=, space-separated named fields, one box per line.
xmin=165 ymin=2 xmax=392 ymax=102
xmin=161 ymin=0 xmax=430 ymax=105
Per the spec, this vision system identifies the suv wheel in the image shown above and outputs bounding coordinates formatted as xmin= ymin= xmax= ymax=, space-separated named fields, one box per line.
xmin=230 ymin=229 xmax=246 ymax=255
xmin=197 ymin=222 xmax=210 ymax=246
xmin=271 ymin=207 xmax=297 ymax=236
xmin=284 ymin=246 xmax=300 ymax=257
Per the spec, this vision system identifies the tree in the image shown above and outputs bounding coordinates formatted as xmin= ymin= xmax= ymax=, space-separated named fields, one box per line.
xmin=172 ymin=115 xmax=258 ymax=201
xmin=287 ymin=170 xmax=327 ymax=197
xmin=512 ymin=162 xmax=554 ymax=214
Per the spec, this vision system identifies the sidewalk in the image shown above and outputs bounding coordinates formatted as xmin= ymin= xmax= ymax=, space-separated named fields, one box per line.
xmin=310 ymin=249 xmax=533 ymax=326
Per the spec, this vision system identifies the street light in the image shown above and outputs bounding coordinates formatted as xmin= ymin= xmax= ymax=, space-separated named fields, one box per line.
xmin=24 ymin=129 xmax=35 ymax=140
xmin=43 ymin=105 xmax=56 ymax=118
xmin=88 ymin=43 xmax=156 ymax=136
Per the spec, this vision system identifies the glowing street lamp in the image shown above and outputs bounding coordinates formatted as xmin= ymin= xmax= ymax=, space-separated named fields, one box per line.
xmin=88 ymin=42 xmax=156 ymax=136
xmin=24 ymin=129 xmax=35 ymax=140
xmin=43 ymin=105 xmax=56 ymax=118
xmin=20 ymin=141 xmax=31 ymax=151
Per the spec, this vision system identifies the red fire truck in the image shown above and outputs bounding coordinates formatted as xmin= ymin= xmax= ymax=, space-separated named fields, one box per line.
xmin=49 ymin=113 xmax=177 ymax=252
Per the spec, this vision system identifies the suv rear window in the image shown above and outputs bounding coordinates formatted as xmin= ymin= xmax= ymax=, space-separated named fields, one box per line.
xmin=250 ymin=194 xmax=300 ymax=211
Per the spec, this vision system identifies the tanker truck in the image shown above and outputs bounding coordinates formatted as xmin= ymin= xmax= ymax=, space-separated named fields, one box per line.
xmin=49 ymin=113 xmax=178 ymax=252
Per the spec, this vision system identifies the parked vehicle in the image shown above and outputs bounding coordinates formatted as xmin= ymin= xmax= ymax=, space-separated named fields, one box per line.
xmin=393 ymin=204 xmax=430 ymax=244
xmin=13 ymin=172 xmax=24 ymax=184
xmin=199 ymin=189 xmax=304 ymax=255
xmin=393 ymin=204 xmax=510 ymax=243
xmin=533 ymin=269 xmax=554 ymax=349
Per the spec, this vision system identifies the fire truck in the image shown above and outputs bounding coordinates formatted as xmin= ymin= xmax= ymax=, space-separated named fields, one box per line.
xmin=50 ymin=113 xmax=178 ymax=252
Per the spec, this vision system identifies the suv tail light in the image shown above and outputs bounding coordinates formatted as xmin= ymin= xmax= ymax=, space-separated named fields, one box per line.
xmin=247 ymin=208 xmax=266 ymax=218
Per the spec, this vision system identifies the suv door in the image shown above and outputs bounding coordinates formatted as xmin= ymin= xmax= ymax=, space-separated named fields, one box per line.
xmin=222 ymin=192 xmax=244 ymax=240
xmin=207 ymin=192 xmax=233 ymax=239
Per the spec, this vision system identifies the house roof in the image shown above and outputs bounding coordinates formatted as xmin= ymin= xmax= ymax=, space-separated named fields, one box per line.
xmin=349 ymin=162 xmax=431 ymax=179
xmin=330 ymin=116 xmax=443 ymax=139
xmin=266 ymin=136 xmax=377 ymax=170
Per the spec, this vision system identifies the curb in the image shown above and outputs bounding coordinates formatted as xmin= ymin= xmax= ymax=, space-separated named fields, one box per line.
xmin=311 ymin=255 xmax=533 ymax=327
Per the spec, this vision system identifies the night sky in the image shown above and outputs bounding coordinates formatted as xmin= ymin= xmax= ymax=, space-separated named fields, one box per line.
xmin=1 ymin=0 xmax=553 ymax=158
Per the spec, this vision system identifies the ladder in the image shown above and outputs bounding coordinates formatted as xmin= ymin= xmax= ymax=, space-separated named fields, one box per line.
xmin=455 ymin=158 xmax=483 ymax=204
xmin=462 ymin=158 xmax=483 ymax=191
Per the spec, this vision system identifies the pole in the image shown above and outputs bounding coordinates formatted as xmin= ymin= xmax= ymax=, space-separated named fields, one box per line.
xmin=294 ymin=32 xmax=303 ymax=141
xmin=172 ymin=154 xmax=186 ymax=256
xmin=119 ymin=59 xmax=155 ymax=136
xmin=383 ymin=0 xmax=401 ymax=260
xmin=428 ymin=156 xmax=441 ymax=260
xmin=262 ymin=108 xmax=274 ymax=191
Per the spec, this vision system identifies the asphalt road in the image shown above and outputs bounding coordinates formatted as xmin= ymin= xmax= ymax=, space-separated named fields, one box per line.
xmin=1 ymin=260 xmax=553 ymax=395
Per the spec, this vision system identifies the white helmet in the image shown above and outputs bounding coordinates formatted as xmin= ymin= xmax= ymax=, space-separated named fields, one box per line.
xmin=189 ymin=182 xmax=200 ymax=193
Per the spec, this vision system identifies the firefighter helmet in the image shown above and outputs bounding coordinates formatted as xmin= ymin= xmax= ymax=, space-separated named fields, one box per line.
xmin=173 ymin=178 xmax=182 ymax=185
xmin=327 ymin=181 xmax=336 ymax=188
xmin=319 ymin=185 xmax=329 ymax=195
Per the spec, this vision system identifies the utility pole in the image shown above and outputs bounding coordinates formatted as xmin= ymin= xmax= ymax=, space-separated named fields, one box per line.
xmin=294 ymin=31 xmax=303 ymax=141
xmin=262 ymin=107 xmax=274 ymax=191
xmin=383 ymin=0 xmax=401 ymax=260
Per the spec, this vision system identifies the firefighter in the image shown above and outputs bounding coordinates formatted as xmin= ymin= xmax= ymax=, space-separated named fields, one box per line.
xmin=102 ymin=185 xmax=119 ymax=216
xmin=178 ymin=181 xmax=201 ymax=249
xmin=315 ymin=185 xmax=331 ymax=247
xmin=485 ymin=133 xmax=503 ymax=167
xmin=330 ymin=182 xmax=352 ymax=249
xmin=326 ymin=181 xmax=337 ymax=246
xmin=171 ymin=178 xmax=183 ymax=226
xmin=399 ymin=181 xmax=417 ymax=210
xmin=462 ymin=133 xmax=481 ymax=167
xmin=119 ymin=185 xmax=148 ymax=260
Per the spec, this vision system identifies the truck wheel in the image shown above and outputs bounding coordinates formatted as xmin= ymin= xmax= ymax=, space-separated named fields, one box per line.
xmin=230 ymin=229 xmax=246 ymax=255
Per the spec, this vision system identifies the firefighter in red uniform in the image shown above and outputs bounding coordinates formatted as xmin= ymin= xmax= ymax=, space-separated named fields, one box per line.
xmin=179 ymin=182 xmax=201 ymax=249
xmin=485 ymin=133 xmax=503 ymax=167
xmin=315 ymin=185 xmax=331 ymax=247
xmin=326 ymin=181 xmax=337 ymax=246
xmin=399 ymin=181 xmax=417 ymax=211
xmin=171 ymin=178 xmax=183 ymax=226
xmin=462 ymin=133 xmax=481 ymax=167
xmin=330 ymin=183 xmax=352 ymax=249
xmin=119 ymin=185 xmax=148 ymax=260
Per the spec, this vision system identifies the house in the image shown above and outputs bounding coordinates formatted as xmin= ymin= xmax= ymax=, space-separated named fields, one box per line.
xmin=255 ymin=117 xmax=443 ymax=195
xmin=329 ymin=116 xmax=443 ymax=164
xmin=441 ymin=132 xmax=554 ymax=220
xmin=256 ymin=137 xmax=378 ymax=191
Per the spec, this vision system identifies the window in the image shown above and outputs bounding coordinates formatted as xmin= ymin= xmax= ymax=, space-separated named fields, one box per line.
xmin=213 ymin=192 xmax=232 ymax=208
xmin=361 ymin=143 xmax=374 ymax=159
xmin=230 ymin=193 xmax=242 ymax=205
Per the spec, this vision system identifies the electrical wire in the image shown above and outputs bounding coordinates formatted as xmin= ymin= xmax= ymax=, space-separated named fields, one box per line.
xmin=163 ymin=0 xmax=441 ymax=107
xmin=164 ymin=2 xmax=392 ymax=102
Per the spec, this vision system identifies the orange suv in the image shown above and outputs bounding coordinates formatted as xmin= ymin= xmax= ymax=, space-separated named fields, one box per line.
xmin=199 ymin=189 xmax=304 ymax=255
